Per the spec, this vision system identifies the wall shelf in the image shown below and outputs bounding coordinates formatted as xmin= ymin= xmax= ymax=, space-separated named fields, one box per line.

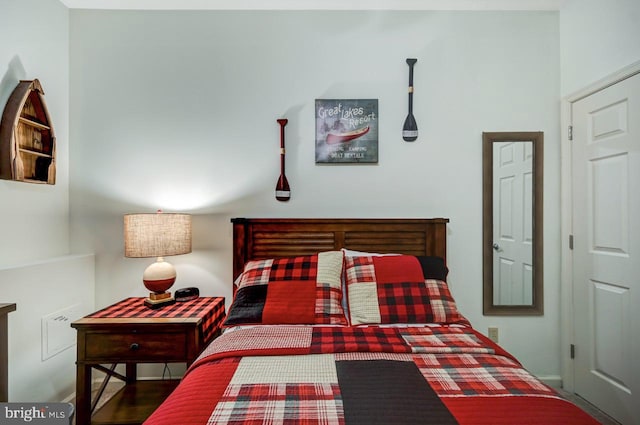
xmin=19 ymin=116 xmax=51 ymax=131
xmin=0 ymin=79 xmax=56 ymax=184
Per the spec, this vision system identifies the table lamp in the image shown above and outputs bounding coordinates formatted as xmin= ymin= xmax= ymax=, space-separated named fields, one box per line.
xmin=124 ymin=211 xmax=192 ymax=308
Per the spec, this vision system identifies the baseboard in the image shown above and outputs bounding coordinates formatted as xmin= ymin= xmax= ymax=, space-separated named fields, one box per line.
xmin=536 ymin=375 xmax=562 ymax=388
xmin=61 ymin=391 xmax=75 ymax=403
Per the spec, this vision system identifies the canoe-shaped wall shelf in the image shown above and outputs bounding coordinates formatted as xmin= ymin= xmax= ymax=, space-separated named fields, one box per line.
xmin=0 ymin=79 xmax=56 ymax=184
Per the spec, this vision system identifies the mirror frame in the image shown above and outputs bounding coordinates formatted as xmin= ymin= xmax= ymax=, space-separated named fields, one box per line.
xmin=482 ymin=131 xmax=543 ymax=315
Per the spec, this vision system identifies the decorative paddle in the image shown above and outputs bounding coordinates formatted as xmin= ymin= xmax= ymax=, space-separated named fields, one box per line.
xmin=402 ymin=58 xmax=418 ymax=142
xmin=275 ymin=118 xmax=291 ymax=201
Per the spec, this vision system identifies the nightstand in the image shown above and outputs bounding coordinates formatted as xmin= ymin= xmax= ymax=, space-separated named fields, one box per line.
xmin=1 ymin=303 xmax=16 ymax=402
xmin=72 ymin=297 xmax=225 ymax=425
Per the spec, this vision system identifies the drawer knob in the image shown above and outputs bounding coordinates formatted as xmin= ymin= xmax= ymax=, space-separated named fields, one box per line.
xmin=130 ymin=343 xmax=140 ymax=351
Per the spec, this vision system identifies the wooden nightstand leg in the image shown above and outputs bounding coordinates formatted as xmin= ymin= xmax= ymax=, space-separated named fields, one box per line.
xmin=90 ymin=363 xmax=117 ymax=413
xmin=0 ymin=313 xmax=9 ymax=402
xmin=126 ymin=363 xmax=137 ymax=384
xmin=76 ymin=363 xmax=92 ymax=425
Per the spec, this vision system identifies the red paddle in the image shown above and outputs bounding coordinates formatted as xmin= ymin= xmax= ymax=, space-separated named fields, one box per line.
xmin=275 ymin=119 xmax=290 ymax=201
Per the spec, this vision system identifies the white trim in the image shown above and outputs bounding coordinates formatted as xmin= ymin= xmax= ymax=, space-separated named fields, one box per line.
xmin=536 ymin=375 xmax=562 ymax=389
xmin=59 ymin=0 xmax=564 ymax=11
xmin=564 ymin=60 xmax=640 ymax=103
xmin=0 ymin=253 xmax=94 ymax=271
xmin=559 ymin=59 xmax=640 ymax=394
xmin=560 ymin=95 xmax=574 ymax=392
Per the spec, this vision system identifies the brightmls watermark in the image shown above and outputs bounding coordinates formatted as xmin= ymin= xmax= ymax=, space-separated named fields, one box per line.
xmin=1 ymin=403 xmax=73 ymax=424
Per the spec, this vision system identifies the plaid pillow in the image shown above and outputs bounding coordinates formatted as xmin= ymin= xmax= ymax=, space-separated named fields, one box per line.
xmin=344 ymin=255 xmax=468 ymax=326
xmin=224 ymin=251 xmax=347 ymax=326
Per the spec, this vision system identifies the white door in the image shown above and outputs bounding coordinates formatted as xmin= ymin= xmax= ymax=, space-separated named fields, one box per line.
xmin=572 ymin=72 xmax=640 ymax=425
xmin=492 ymin=141 xmax=533 ymax=305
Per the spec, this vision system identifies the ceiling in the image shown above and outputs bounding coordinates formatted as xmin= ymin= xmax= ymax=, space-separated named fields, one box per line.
xmin=59 ymin=0 xmax=565 ymax=10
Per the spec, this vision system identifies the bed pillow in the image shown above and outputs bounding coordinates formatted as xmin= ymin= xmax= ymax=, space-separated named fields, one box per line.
xmin=224 ymin=250 xmax=347 ymax=326
xmin=344 ymin=254 xmax=467 ymax=326
xmin=342 ymin=249 xmax=449 ymax=281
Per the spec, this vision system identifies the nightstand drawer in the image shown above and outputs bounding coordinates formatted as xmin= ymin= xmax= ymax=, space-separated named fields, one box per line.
xmin=85 ymin=331 xmax=187 ymax=361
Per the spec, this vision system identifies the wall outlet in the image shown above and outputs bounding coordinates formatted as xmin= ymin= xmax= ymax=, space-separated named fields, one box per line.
xmin=488 ymin=327 xmax=499 ymax=343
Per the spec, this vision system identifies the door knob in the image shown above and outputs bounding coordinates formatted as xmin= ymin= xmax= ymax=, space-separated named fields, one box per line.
xmin=493 ymin=243 xmax=500 ymax=251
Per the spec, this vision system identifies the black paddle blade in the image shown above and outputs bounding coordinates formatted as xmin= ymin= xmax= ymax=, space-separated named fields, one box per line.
xmin=403 ymin=58 xmax=418 ymax=142
xmin=403 ymin=113 xmax=418 ymax=142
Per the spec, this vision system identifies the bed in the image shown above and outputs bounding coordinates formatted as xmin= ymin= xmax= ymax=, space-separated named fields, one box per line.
xmin=144 ymin=218 xmax=599 ymax=425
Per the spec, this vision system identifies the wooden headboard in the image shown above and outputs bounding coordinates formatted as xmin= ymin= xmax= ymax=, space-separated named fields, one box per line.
xmin=231 ymin=218 xmax=449 ymax=280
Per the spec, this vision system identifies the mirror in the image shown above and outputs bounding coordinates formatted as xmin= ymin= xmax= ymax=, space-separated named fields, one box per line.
xmin=483 ymin=132 xmax=543 ymax=315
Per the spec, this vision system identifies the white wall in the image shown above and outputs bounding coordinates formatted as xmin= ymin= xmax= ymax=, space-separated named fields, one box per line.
xmin=560 ymin=0 xmax=640 ymax=96
xmin=0 ymin=0 xmax=70 ymax=266
xmin=0 ymin=0 xmax=96 ymax=403
xmin=69 ymin=10 xmax=561 ymax=378
xmin=0 ymin=255 xmax=95 ymax=402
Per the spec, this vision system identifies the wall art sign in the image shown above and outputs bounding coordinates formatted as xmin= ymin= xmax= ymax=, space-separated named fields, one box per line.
xmin=315 ymin=99 xmax=378 ymax=164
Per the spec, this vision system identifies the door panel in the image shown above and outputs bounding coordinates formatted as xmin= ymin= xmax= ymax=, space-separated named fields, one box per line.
xmin=592 ymin=281 xmax=630 ymax=389
xmin=572 ymin=72 xmax=640 ymax=425
xmin=590 ymin=154 xmax=628 ymax=253
xmin=493 ymin=142 xmax=533 ymax=305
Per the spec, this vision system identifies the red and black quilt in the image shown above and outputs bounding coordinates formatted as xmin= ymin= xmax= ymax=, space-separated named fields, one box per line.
xmin=144 ymin=325 xmax=600 ymax=425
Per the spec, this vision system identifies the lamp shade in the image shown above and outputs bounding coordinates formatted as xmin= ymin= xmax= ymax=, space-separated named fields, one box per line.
xmin=124 ymin=212 xmax=192 ymax=258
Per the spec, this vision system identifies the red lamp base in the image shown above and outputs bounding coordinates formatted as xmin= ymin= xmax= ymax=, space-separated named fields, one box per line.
xmin=143 ymin=278 xmax=175 ymax=293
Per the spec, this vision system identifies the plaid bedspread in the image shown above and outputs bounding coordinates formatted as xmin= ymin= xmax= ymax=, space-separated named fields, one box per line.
xmin=144 ymin=325 xmax=600 ymax=425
